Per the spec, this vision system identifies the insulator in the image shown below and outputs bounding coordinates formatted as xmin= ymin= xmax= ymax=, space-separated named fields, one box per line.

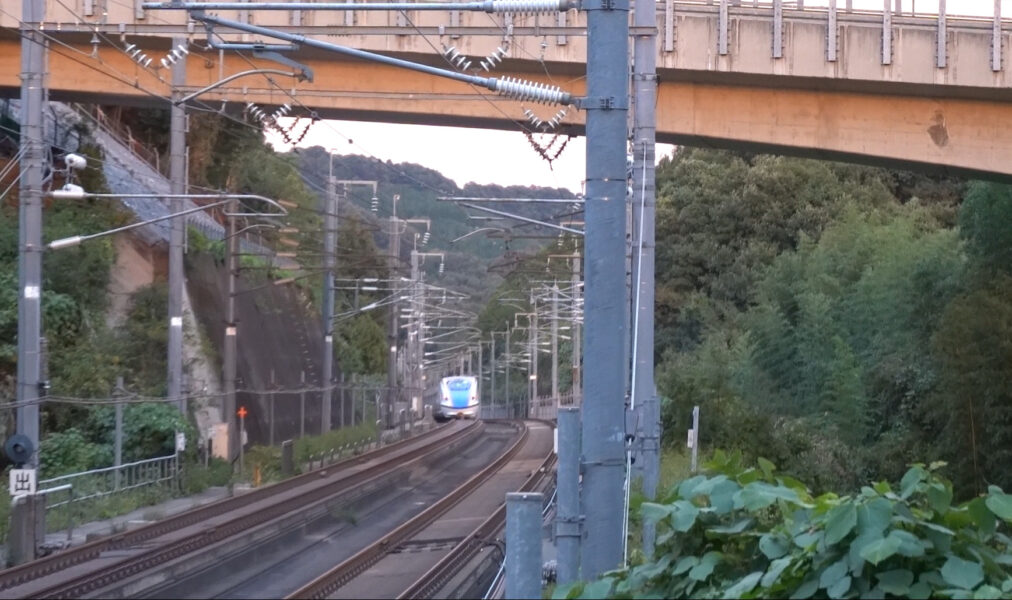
xmin=491 ymin=77 xmax=569 ymax=105
xmin=438 ymin=261 xmax=445 ymax=275
xmin=443 ymin=46 xmax=473 ymax=72
xmin=488 ymin=0 xmax=571 ymax=14
xmin=480 ymin=46 xmax=508 ymax=71
xmin=371 ymin=197 xmax=379 ymax=212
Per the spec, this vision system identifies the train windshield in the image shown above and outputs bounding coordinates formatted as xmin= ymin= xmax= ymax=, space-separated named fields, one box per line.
xmin=440 ymin=377 xmax=478 ymax=409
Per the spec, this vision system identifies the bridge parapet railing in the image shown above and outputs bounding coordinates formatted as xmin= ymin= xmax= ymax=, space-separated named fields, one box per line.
xmin=667 ymin=0 xmax=1006 ymax=21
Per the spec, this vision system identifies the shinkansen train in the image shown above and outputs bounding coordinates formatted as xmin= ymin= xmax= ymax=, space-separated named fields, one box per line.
xmin=436 ymin=376 xmax=480 ymax=420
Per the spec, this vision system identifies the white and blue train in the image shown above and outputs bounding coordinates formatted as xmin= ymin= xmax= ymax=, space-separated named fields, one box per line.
xmin=436 ymin=376 xmax=480 ymax=420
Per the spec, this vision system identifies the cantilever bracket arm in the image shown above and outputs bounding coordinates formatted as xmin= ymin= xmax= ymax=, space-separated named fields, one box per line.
xmin=252 ymin=50 xmax=314 ymax=82
xmin=459 ymin=202 xmax=584 ymax=235
xmin=181 ymin=10 xmax=574 ymax=106
xmin=176 ymin=68 xmax=307 ymax=105
xmin=203 ymin=22 xmax=314 ymax=82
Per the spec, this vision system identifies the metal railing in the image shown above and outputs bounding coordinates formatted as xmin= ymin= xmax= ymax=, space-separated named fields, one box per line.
xmin=669 ymin=0 xmax=1009 ymax=21
xmin=37 ymin=454 xmax=180 ymax=536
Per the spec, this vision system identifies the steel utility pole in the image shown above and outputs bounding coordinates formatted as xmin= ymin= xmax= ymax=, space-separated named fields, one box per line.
xmin=321 ymin=171 xmax=338 ymax=433
xmin=581 ymin=0 xmax=630 ymax=577
xmin=489 ymin=335 xmax=496 ymax=417
xmin=505 ymin=327 xmax=511 ymax=419
xmin=16 ymin=0 xmax=45 ymax=468
xmin=224 ymin=199 xmax=239 ymax=465
xmin=167 ymin=37 xmax=188 ymax=413
xmin=632 ymin=0 xmax=660 ymax=557
xmin=386 ymin=194 xmax=401 ymax=428
xmin=551 ymin=284 xmax=559 ymax=403
xmin=409 ymin=250 xmax=421 ymax=413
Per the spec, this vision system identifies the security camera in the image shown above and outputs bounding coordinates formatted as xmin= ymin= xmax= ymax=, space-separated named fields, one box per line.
xmin=64 ymin=153 xmax=87 ymax=171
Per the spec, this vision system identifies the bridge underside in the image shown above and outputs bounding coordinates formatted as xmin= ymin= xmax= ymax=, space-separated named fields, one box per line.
xmin=1 ymin=35 xmax=1010 ymax=181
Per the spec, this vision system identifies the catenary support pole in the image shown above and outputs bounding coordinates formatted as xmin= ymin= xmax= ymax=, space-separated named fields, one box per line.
xmin=632 ymin=0 xmax=661 ymax=557
xmin=556 ymin=407 xmax=581 ymax=584
xmin=224 ymin=199 xmax=238 ymax=465
xmin=505 ymin=327 xmax=511 ymax=419
xmin=167 ymin=36 xmax=188 ymax=413
xmin=17 ymin=0 xmax=45 ymax=470
xmin=580 ymin=0 xmax=630 ymax=577
xmin=551 ymin=285 xmax=559 ymax=404
xmin=386 ymin=202 xmax=401 ymax=428
xmin=322 ymin=173 xmax=337 ymax=433
xmin=506 ymin=492 xmax=544 ymax=600
xmin=490 ymin=335 xmax=496 ymax=418
xmin=114 ymin=376 xmax=124 ymax=489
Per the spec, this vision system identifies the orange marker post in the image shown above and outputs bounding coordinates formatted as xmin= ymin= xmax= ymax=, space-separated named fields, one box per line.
xmin=238 ymin=406 xmax=247 ymax=476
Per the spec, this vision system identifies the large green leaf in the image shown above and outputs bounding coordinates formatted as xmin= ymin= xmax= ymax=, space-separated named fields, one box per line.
xmin=856 ymin=498 xmax=892 ymax=536
xmin=859 ymin=533 xmax=902 ymax=565
xmin=819 ymin=559 xmax=849 ymax=590
xmin=825 ymin=503 xmax=858 ymax=545
xmin=790 ymin=579 xmax=819 ymax=600
xmin=900 ymin=466 xmax=926 ymax=500
xmin=677 ymin=475 xmax=708 ymax=499
xmin=974 ymin=585 xmax=1002 ymax=599
xmin=876 ymin=569 xmax=914 ymax=595
xmin=580 ymin=578 xmax=614 ymax=599
xmin=762 ymin=556 xmax=793 ymax=588
xmin=760 ymin=533 xmax=791 ymax=560
xmin=709 ymin=479 xmax=741 ymax=515
xmin=708 ymin=518 xmax=754 ymax=535
xmin=969 ymin=497 xmax=998 ymax=536
xmin=890 ymin=529 xmax=926 ymax=558
xmin=672 ymin=500 xmax=700 ymax=532
xmin=941 ymin=555 xmax=984 ymax=590
xmin=641 ymin=502 xmax=672 ymax=525
xmin=827 ymin=575 xmax=852 ymax=600
xmin=908 ymin=581 xmax=933 ymax=600
xmin=672 ymin=556 xmax=699 ymax=576
xmin=985 ymin=491 xmax=1012 ymax=521
xmin=725 ymin=571 xmax=763 ymax=597
xmin=688 ymin=551 xmax=722 ymax=581
xmin=926 ymin=483 xmax=953 ymax=516
xmin=735 ymin=482 xmax=803 ymax=511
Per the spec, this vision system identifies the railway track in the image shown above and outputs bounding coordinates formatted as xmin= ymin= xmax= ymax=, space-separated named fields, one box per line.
xmin=398 ymin=451 xmax=556 ymax=599
xmin=0 ymin=420 xmax=481 ymax=599
xmin=288 ymin=420 xmax=556 ymax=600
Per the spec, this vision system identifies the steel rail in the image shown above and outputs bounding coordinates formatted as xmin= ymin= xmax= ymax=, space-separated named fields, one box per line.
xmin=287 ymin=420 xmax=535 ymax=600
xmin=0 ymin=421 xmax=472 ymax=596
xmin=398 ymin=451 xmax=557 ymax=599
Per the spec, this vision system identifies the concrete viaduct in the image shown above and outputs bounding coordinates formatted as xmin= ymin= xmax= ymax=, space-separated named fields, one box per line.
xmin=2 ymin=1 xmax=1011 ymax=178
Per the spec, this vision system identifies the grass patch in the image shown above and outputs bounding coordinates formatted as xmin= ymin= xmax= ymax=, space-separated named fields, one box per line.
xmin=238 ymin=422 xmax=379 ymax=485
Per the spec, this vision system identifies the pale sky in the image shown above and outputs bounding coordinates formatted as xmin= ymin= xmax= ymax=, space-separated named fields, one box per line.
xmin=266 ymin=0 xmax=1006 ymax=192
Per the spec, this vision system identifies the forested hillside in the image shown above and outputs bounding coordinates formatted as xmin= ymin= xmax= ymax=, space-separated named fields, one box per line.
xmin=653 ymin=149 xmax=1010 ymax=499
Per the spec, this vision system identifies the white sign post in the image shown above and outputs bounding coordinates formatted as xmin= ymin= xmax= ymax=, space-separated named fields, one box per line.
xmin=9 ymin=469 xmax=37 ymax=497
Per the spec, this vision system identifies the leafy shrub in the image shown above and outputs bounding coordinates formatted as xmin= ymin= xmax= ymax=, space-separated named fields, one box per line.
xmin=558 ymin=452 xmax=1012 ymax=599
xmin=180 ymin=458 xmax=233 ymax=494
